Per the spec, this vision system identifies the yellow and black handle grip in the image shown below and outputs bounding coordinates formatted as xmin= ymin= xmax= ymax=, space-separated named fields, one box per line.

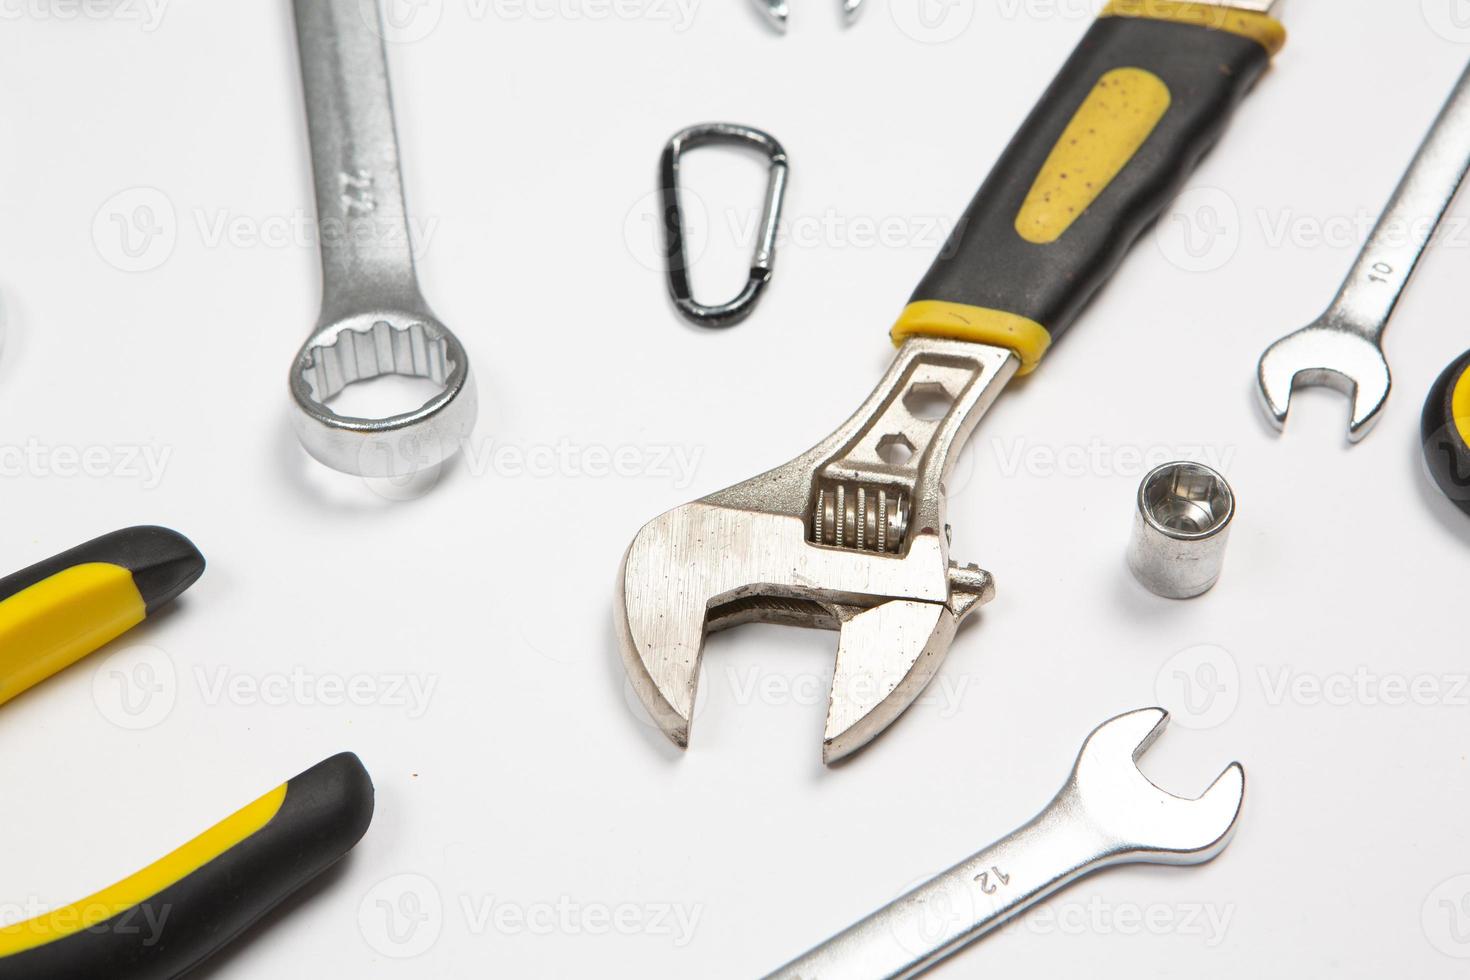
xmin=0 ymin=753 xmax=374 ymax=979
xmin=1422 ymin=349 xmax=1470 ymax=516
xmin=0 ymin=526 xmax=204 ymax=707
xmin=892 ymin=0 xmax=1286 ymax=373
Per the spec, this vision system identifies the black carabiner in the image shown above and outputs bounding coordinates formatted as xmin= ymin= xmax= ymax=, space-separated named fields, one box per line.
xmin=659 ymin=123 xmax=789 ymax=329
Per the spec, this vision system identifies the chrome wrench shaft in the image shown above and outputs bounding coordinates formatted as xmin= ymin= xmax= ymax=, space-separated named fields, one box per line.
xmin=765 ymin=709 xmax=1245 ymax=979
xmin=290 ymin=0 xmax=475 ymax=478
xmin=1258 ymin=59 xmax=1470 ymax=440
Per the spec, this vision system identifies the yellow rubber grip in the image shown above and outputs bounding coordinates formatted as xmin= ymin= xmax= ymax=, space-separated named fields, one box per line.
xmin=891 ymin=301 xmax=1052 ymax=374
xmin=0 ymin=784 xmax=287 ymax=957
xmin=1453 ymin=361 xmax=1470 ymax=448
xmin=1102 ymin=0 xmax=1286 ymax=53
xmin=0 ymin=564 xmax=145 ymax=707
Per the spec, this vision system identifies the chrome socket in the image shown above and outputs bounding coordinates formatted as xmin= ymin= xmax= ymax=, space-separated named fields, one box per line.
xmin=1127 ymin=462 xmax=1235 ymax=599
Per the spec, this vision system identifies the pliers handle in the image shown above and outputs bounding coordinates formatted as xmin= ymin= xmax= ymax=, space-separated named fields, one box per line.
xmin=0 ymin=528 xmax=375 ymax=979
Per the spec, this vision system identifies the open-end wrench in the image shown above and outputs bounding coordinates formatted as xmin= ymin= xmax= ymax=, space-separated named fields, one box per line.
xmin=618 ymin=0 xmax=1286 ymax=763
xmin=1257 ymin=59 xmax=1470 ymax=442
xmin=289 ymin=0 xmax=476 ymax=478
xmin=764 ymin=708 xmax=1245 ymax=979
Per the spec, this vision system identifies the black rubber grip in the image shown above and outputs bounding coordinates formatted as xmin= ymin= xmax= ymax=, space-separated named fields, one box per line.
xmin=908 ymin=14 xmax=1274 ymax=346
xmin=0 ymin=753 xmax=375 ymax=980
xmin=1423 ymin=349 xmax=1470 ymax=516
xmin=0 ymin=526 xmax=204 ymax=614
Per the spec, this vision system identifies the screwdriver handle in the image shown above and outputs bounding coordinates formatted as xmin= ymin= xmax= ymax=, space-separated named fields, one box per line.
xmin=1422 ymin=348 xmax=1470 ymax=516
xmin=894 ymin=0 xmax=1285 ymax=373
xmin=0 ymin=754 xmax=375 ymax=980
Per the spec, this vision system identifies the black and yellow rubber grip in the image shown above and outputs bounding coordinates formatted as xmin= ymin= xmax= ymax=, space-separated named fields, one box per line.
xmin=1422 ymin=349 xmax=1470 ymax=516
xmin=893 ymin=0 xmax=1285 ymax=373
xmin=0 ymin=753 xmax=374 ymax=979
xmin=0 ymin=526 xmax=204 ymax=707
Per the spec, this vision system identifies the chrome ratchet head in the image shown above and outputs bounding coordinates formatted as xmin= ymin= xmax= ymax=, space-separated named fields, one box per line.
xmin=616 ymin=338 xmax=1017 ymax=765
xmin=1256 ymin=318 xmax=1392 ymax=443
xmin=1065 ymin=707 xmax=1245 ymax=866
xmin=290 ymin=310 xmax=477 ymax=479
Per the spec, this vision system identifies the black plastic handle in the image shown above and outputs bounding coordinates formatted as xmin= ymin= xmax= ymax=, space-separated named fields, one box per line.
xmin=0 ymin=753 xmax=375 ymax=979
xmin=893 ymin=2 xmax=1284 ymax=373
xmin=1423 ymin=349 xmax=1470 ymax=515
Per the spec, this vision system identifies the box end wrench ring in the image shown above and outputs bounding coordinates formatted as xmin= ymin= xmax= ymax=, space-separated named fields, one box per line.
xmin=290 ymin=0 xmax=476 ymax=479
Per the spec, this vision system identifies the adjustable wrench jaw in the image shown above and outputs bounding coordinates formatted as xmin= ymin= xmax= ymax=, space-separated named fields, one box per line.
xmin=616 ymin=339 xmax=1017 ymax=764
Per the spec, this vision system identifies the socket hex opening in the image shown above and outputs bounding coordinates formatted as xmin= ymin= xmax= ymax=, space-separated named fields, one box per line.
xmin=1139 ymin=462 xmax=1233 ymax=538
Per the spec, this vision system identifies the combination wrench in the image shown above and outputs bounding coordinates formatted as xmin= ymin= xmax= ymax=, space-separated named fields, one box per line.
xmin=764 ymin=708 xmax=1245 ymax=979
xmin=1257 ymin=59 xmax=1470 ymax=442
xmin=289 ymin=0 xmax=476 ymax=478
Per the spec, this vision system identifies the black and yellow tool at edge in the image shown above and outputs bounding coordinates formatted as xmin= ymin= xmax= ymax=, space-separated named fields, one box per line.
xmin=0 ymin=753 xmax=375 ymax=979
xmin=0 ymin=526 xmax=205 ymax=707
xmin=1422 ymin=349 xmax=1470 ymax=515
xmin=891 ymin=0 xmax=1286 ymax=373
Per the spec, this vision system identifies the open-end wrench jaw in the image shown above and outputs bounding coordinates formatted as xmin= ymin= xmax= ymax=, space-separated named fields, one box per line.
xmin=1256 ymin=318 xmax=1392 ymax=443
xmin=1257 ymin=59 xmax=1470 ymax=445
xmin=763 ymin=707 xmax=1247 ymax=977
xmin=616 ymin=338 xmax=1018 ymax=764
xmin=1063 ymin=707 xmax=1245 ymax=866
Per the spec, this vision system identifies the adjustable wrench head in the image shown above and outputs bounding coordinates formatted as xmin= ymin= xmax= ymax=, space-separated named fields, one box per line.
xmin=1257 ymin=320 xmax=1392 ymax=443
xmin=616 ymin=339 xmax=1016 ymax=764
xmin=616 ymin=497 xmax=989 ymax=764
xmin=1066 ymin=707 xmax=1245 ymax=865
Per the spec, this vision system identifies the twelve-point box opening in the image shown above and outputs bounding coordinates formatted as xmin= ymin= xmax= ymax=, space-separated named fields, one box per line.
xmin=302 ymin=320 xmax=454 ymax=419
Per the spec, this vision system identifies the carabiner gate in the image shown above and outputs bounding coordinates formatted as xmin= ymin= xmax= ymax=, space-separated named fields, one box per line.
xmin=659 ymin=123 xmax=789 ymax=329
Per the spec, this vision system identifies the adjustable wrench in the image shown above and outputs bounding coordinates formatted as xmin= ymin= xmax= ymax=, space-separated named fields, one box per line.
xmin=764 ymin=708 xmax=1245 ymax=978
xmin=617 ymin=1 xmax=1286 ymax=763
xmin=289 ymin=0 xmax=476 ymax=478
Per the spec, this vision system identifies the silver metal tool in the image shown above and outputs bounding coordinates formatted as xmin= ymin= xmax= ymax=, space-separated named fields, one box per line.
xmin=660 ymin=123 xmax=788 ymax=329
xmin=1257 ymin=60 xmax=1470 ymax=442
xmin=1127 ymin=461 xmax=1235 ymax=599
xmin=753 ymin=0 xmax=861 ymax=33
xmin=618 ymin=339 xmax=1009 ymax=763
xmin=289 ymin=0 xmax=476 ymax=478
xmin=764 ymin=708 xmax=1245 ymax=979
xmin=618 ymin=1 xmax=1285 ymax=765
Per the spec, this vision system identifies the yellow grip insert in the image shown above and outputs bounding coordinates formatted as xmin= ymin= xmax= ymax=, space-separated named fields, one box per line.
xmin=1453 ymin=362 xmax=1470 ymax=448
xmin=1015 ymin=67 xmax=1171 ymax=245
xmin=891 ymin=301 xmax=1052 ymax=374
xmin=1102 ymin=0 xmax=1286 ymax=54
xmin=0 ymin=784 xmax=287 ymax=957
xmin=0 ymin=564 xmax=146 ymax=707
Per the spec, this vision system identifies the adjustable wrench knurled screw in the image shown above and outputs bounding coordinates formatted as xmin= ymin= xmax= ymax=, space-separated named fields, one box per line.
xmin=289 ymin=0 xmax=476 ymax=479
xmin=764 ymin=708 xmax=1246 ymax=979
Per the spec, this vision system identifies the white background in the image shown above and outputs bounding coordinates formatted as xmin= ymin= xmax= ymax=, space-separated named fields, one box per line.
xmin=0 ymin=0 xmax=1467 ymax=976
